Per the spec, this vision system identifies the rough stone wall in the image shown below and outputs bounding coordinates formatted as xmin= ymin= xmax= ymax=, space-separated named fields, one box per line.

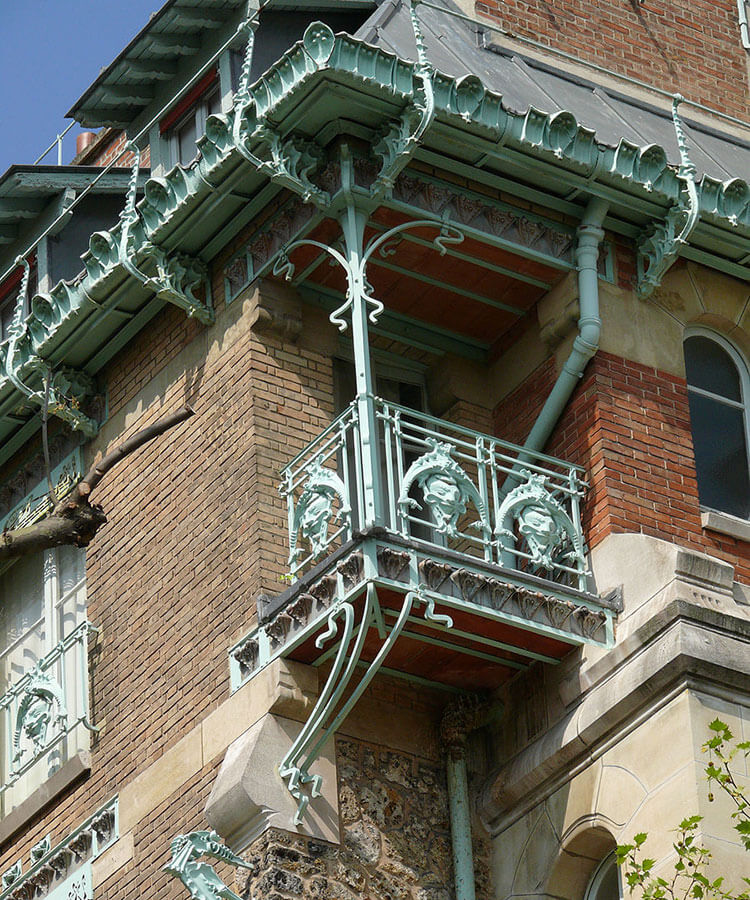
xmin=240 ymin=737 xmax=489 ymax=900
xmin=474 ymin=0 xmax=750 ymax=119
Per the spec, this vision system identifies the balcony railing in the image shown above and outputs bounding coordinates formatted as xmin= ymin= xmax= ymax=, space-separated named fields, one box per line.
xmin=0 ymin=620 xmax=98 ymax=795
xmin=280 ymin=398 xmax=588 ymax=590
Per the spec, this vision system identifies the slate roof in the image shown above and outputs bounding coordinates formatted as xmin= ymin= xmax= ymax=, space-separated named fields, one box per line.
xmin=359 ymin=0 xmax=750 ymax=183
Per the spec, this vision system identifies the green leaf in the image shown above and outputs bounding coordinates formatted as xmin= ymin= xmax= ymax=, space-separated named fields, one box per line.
xmin=634 ymin=833 xmax=649 ymax=846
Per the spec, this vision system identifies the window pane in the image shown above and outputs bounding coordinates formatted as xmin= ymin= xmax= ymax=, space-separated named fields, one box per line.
xmin=207 ymin=89 xmax=221 ymax=118
xmin=688 ymin=392 xmax=750 ymax=517
xmin=587 ymin=855 xmax=621 ymax=900
xmin=177 ymin=115 xmax=198 ymax=165
xmin=684 ymin=335 xmax=742 ymax=401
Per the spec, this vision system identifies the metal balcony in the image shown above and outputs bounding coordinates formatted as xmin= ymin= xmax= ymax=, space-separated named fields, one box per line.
xmin=1 ymin=620 xmax=98 ymax=797
xmin=281 ymin=397 xmax=589 ymax=590
xmin=231 ymin=400 xmax=616 ymax=694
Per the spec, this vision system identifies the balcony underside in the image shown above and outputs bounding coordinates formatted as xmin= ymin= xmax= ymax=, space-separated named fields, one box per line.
xmin=232 ymin=533 xmax=616 ymax=694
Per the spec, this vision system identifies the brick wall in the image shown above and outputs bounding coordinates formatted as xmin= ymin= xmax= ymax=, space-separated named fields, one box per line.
xmin=475 ymin=0 xmax=750 ymax=120
xmin=79 ymin=130 xmax=151 ymax=168
xmin=494 ymin=351 xmax=750 ymax=584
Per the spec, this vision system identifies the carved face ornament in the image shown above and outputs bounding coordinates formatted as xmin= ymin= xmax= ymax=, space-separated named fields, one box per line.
xmin=398 ymin=439 xmax=487 ymax=537
xmin=422 ymin=471 xmax=465 ymax=533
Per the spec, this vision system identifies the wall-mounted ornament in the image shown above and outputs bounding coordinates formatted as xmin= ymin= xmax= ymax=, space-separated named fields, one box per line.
xmin=288 ymin=459 xmax=351 ymax=564
xmin=12 ymin=663 xmax=67 ymax=770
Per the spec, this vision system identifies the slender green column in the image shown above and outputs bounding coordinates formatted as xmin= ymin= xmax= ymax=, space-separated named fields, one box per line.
xmin=339 ymin=200 xmax=383 ymax=529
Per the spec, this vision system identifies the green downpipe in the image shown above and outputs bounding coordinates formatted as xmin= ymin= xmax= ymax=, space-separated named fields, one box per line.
xmin=446 ymin=744 xmax=476 ymax=900
xmin=522 ymin=196 xmax=609 ymax=453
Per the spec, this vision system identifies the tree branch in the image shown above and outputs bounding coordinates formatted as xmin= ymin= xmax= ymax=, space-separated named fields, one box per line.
xmin=0 ymin=405 xmax=195 ymax=560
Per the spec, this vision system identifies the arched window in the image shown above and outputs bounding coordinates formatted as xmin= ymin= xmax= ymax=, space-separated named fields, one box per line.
xmin=684 ymin=330 xmax=750 ymax=519
xmin=585 ymin=852 xmax=622 ymax=900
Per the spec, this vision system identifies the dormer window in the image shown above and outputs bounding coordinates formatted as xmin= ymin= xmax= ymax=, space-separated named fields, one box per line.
xmin=0 ymin=257 xmax=37 ymax=342
xmin=160 ymin=69 xmax=222 ymax=167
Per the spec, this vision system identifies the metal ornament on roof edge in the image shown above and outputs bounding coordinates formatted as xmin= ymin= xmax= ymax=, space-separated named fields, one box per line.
xmin=164 ymin=830 xmax=252 ymax=900
xmin=636 ymin=95 xmax=699 ymax=298
xmin=12 ymin=663 xmax=67 ymax=771
xmin=117 ymin=144 xmax=214 ymax=325
xmin=287 ymin=460 xmax=351 ymax=564
xmin=496 ymin=469 xmax=586 ymax=573
xmin=398 ymin=438 xmax=489 ymax=538
xmin=371 ymin=0 xmax=435 ymax=199
xmin=4 ymin=259 xmax=98 ymax=437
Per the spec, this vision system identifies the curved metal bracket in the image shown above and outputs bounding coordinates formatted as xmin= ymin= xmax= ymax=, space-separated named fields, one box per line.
xmin=278 ymin=583 xmax=448 ymax=823
xmin=636 ymin=95 xmax=699 ymax=298
xmin=275 ymin=217 xmax=464 ymax=335
xmin=371 ymin=0 xmax=435 ymax=200
xmin=164 ymin=830 xmax=252 ymax=900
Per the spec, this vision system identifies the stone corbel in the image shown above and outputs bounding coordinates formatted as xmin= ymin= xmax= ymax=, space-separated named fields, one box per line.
xmin=250 ymin=279 xmax=303 ymax=342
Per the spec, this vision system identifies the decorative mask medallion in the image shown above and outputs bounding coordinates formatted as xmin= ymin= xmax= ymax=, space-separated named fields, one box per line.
xmin=12 ymin=664 xmax=67 ymax=770
xmin=398 ymin=439 xmax=488 ymax=537
xmin=496 ymin=469 xmax=585 ymax=573
xmin=289 ymin=460 xmax=350 ymax=563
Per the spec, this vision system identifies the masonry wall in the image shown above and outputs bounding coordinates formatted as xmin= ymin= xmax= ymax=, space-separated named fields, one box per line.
xmin=474 ymin=0 xmax=750 ymax=120
xmin=0 ymin=222 xmax=471 ymax=900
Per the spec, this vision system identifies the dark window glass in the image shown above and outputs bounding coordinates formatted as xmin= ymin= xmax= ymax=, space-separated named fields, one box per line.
xmin=684 ymin=335 xmax=741 ymax=401
xmin=177 ymin=115 xmax=198 ymax=166
xmin=687 ymin=391 xmax=750 ymax=518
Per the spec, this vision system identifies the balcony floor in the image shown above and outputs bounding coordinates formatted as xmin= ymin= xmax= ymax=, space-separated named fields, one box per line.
xmin=232 ymin=532 xmax=617 ymax=694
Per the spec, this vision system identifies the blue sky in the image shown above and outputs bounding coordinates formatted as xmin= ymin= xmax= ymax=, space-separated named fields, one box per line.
xmin=0 ymin=1 xmax=163 ymax=173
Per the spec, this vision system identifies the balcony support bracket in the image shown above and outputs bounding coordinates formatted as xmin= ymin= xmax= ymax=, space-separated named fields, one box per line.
xmin=278 ymin=582 xmax=450 ymax=824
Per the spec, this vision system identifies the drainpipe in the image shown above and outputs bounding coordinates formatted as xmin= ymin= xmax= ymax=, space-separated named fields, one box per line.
xmin=441 ymin=696 xmax=488 ymax=900
xmin=522 ymin=196 xmax=609 ymax=454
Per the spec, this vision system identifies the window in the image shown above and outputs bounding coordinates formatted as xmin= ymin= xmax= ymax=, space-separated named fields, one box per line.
xmin=160 ymin=70 xmax=222 ymax=167
xmin=0 ymin=456 xmax=91 ymax=816
xmin=585 ymin=852 xmax=622 ymax=900
xmin=684 ymin=330 xmax=750 ymax=520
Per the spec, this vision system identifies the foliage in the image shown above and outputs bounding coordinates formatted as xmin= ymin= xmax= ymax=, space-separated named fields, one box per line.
xmin=704 ymin=718 xmax=750 ymax=852
xmin=616 ymin=719 xmax=750 ymax=900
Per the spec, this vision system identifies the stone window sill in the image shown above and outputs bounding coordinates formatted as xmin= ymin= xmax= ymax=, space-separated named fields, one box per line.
xmin=701 ymin=508 xmax=750 ymax=542
xmin=0 ymin=752 xmax=91 ymax=847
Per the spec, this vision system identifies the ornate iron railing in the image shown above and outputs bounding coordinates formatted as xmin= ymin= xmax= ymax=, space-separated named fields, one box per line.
xmin=280 ymin=398 xmax=589 ymax=589
xmin=0 ymin=620 xmax=98 ymax=795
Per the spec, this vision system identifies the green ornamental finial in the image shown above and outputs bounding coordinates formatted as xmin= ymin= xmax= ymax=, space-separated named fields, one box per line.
xmin=671 ymin=94 xmax=696 ymax=181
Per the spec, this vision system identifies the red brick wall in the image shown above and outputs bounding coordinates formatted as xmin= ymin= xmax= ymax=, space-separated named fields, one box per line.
xmin=475 ymin=0 xmax=750 ymax=120
xmin=84 ymin=130 xmax=151 ymax=168
xmin=494 ymin=352 xmax=750 ymax=584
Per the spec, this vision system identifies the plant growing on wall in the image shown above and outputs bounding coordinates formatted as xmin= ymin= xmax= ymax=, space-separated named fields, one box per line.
xmin=617 ymin=719 xmax=750 ymax=900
